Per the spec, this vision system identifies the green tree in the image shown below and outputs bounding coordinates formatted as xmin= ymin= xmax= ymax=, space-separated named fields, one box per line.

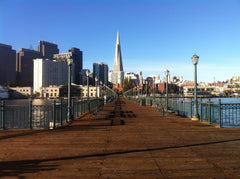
xmin=123 ymin=77 xmax=133 ymax=92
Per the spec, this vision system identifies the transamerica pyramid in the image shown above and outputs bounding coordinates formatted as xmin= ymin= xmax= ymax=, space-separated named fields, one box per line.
xmin=108 ymin=32 xmax=124 ymax=85
xmin=113 ymin=32 xmax=123 ymax=72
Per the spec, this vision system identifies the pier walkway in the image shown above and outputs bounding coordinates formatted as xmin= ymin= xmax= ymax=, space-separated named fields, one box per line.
xmin=1 ymin=97 xmax=240 ymax=178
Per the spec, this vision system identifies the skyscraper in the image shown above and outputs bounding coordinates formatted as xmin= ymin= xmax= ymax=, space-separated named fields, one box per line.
xmin=93 ymin=62 xmax=108 ymax=85
xmin=37 ymin=41 xmax=59 ymax=59
xmin=109 ymin=32 xmax=124 ymax=84
xmin=113 ymin=32 xmax=123 ymax=72
xmin=16 ymin=48 xmax=42 ymax=86
xmin=0 ymin=43 xmax=16 ymax=85
xmin=54 ymin=47 xmax=83 ymax=84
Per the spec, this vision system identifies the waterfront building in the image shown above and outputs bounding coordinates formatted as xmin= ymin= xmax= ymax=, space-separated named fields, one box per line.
xmin=40 ymin=84 xmax=81 ymax=98
xmin=40 ymin=84 xmax=100 ymax=98
xmin=16 ymin=48 xmax=42 ymax=86
xmin=80 ymin=85 xmax=101 ymax=98
xmin=33 ymin=58 xmax=68 ymax=93
xmin=183 ymin=86 xmax=215 ymax=97
xmin=93 ymin=62 xmax=108 ymax=85
xmin=109 ymin=32 xmax=124 ymax=85
xmin=37 ymin=40 xmax=59 ymax=59
xmin=10 ymin=87 xmax=33 ymax=97
xmin=54 ymin=47 xmax=83 ymax=84
xmin=0 ymin=43 xmax=16 ymax=85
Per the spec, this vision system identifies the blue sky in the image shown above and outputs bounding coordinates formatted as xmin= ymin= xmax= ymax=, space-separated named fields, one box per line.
xmin=1 ymin=0 xmax=240 ymax=82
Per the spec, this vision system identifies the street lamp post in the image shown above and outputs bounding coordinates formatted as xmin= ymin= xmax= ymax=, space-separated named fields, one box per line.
xmin=146 ymin=81 xmax=148 ymax=96
xmin=153 ymin=77 xmax=156 ymax=99
xmin=138 ymin=85 xmax=140 ymax=97
xmin=192 ymin=54 xmax=200 ymax=120
xmin=95 ymin=77 xmax=98 ymax=99
xmin=100 ymin=81 xmax=103 ymax=98
xmin=86 ymin=71 xmax=90 ymax=112
xmin=67 ymin=57 xmax=73 ymax=122
xmin=165 ymin=70 xmax=169 ymax=117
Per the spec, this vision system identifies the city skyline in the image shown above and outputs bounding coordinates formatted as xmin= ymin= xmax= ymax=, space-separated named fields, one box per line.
xmin=1 ymin=0 xmax=240 ymax=82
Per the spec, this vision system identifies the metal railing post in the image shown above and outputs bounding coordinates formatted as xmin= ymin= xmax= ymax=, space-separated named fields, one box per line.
xmin=200 ymin=98 xmax=202 ymax=121
xmin=1 ymin=101 xmax=5 ymax=130
xmin=29 ymin=100 xmax=32 ymax=129
xmin=208 ymin=99 xmax=211 ymax=123
xmin=53 ymin=100 xmax=56 ymax=129
xmin=80 ymin=100 xmax=83 ymax=115
xmin=176 ymin=98 xmax=179 ymax=115
xmin=183 ymin=97 xmax=186 ymax=116
xmin=71 ymin=98 xmax=74 ymax=120
xmin=190 ymin=98 xmax=193 ymax=118
xmin=60 ymin=99 xmax=63 ymax=126
xmin=219 ymin=99 xmax=222 ymax=127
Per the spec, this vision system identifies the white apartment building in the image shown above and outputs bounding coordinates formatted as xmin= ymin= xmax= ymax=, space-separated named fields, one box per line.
xmin=33 ymin=59 xmax=68 ymax=93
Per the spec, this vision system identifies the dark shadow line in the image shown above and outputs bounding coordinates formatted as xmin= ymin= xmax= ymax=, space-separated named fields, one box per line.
xmin=1 ymin=138 xmax=239 ymax=168
xmin=0 ymin=130 xmax=49 ymax=141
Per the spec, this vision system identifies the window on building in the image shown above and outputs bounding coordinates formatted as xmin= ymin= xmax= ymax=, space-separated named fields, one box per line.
xmin=91 ymin=93 xmax=93 ymax=96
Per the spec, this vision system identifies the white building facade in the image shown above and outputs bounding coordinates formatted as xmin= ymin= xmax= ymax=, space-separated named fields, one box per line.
xmin=33 ymin=58 xmax=68 ymax=93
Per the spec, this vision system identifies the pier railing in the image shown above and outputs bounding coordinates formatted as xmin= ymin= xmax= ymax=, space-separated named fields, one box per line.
xmin=0 ymin=96 xmax=115 ymax=130
xmin=126 ymin=96 xmax=240 ymax=127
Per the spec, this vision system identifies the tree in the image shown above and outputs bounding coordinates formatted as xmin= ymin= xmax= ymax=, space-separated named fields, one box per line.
xmin=123 ymin=77 xmax=133 ymax=92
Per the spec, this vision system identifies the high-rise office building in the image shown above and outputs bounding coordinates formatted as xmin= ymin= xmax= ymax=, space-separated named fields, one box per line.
xmin=37 ymin=40 xmax=59 ymax=59
xmin=33 ymin=58 xmax=68 ymax=93
xmin=54 ymin=47 xmax=83 ymax=84
xmin=16 ymin=48 xmax=42 ymax=86
xmin=93 ymin=62 xmax=108 ymax=85
xmin=0 ymin=43 xmax=16 ymax=85
xmin=109 ymin=32 xmax=124 ymax=84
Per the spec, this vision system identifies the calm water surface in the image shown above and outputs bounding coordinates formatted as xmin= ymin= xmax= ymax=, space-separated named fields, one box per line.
xmin=3 ymin=99 xmax=59 ymax=106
